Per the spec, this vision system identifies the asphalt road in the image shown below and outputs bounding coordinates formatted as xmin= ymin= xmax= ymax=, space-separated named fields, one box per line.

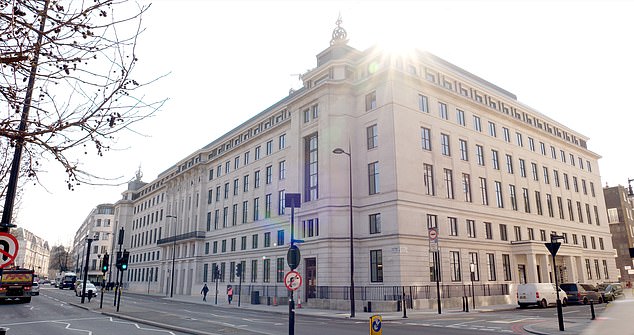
xmin=0 ymin=285 xmax=608 ymax=335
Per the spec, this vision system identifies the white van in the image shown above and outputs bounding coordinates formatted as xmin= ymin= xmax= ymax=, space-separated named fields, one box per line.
xmin=517 ymin=283 xmax=566 ymax=308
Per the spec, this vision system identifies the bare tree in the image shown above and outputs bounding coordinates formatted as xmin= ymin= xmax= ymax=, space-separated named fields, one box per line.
xmin=0 ymin=0 xmax=164 ymax=185
xmin=0 ymin=0 xmax=165 ymax=225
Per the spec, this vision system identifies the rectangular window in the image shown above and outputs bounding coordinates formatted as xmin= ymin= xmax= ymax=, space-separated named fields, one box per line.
xmin=540 ymin=229 xmax=547 ymax=241
xmin=366 ymin=91 xmax=377 ymax=111
xmin=441 ymin=133 xmax=450 ymax=156
xmin=241 ymin=236 xmax=247 ymax=250
xmin=263 ymin=258 xmax=270 ymax=283
xmin=221 ymin=240 xmax=226 ymax=252
xmin=503 ymin=254 xmax=512 ymax=281
xmin=568 ymin=199 xmax=575 ymax=221
xmin=421 ymin=127 xmax=431 ymax=150
xmin=503 ymin=127 xmax=510 ymax=142
xmin=516 ymin=132 xmax=523 ymax=147
xmin=557 ymin=196 xmax=564 ymax=219
xmin=444 ymin=168 xmax=454 ymax=199
xmin=277 ymin=230 xmax=284 ymax=246
xmin=450 ymin=251 xmax=461 ymax=282
xmin=264 ymin=232 xmax=271 ymax=247
xmin=266 ymin=140 xmax=273 ymax=155
xmin=424 ymin=164 xmax=435 ymax=195
xmin=234 ymin=156 xmax=240 ymax=170
xmin=564 ymin=173 xmax=570 ymax=190
xmin=251 ymin=260 xmax=258 ymax=282
xmin=469 ymin=252 xmax=480 ymax=281
xmin=242 ymin=201 xmax=248 ymax=224
xmin=368 ymin=162 xmax=380 ymax=195
xmin=244 ymin=151 xmax=250 ymax=165
xmin=528 ymin=228 xmax=535 ymax=240
xmin=252 ymin=234 xmax=258 ymax=249
xmin=254 ymin=170 xmax=260 ymax=188
xmin=500 ymin=224 xmax=508 ymax=241
xmin=232 ymin=204 xmax=238 ymax=226
xmin=224 ymin=183 xmax=229 ymax=199
xmin=491 ymin=149 xmax=499 ymax=170
xmin=233 ymin=178 xmax=239 ymax=196
xmin=369 ymin=213 xmax=381 ymax=234
xmin=582 ymin=235 xmax=587 ymax=248
xmin=531 ymin=163 xmax=539 ymax=181
xmin=585 ymin=259 xmax=592 ymax=280
xmin=573 ymin=177 xmax=579 ymax=192
xmin=479 ymin=177 xmax=488 ymax=205
xmin=457 ymin=109 xmax=465 ymax=126
xmin=255 ymin=146 xmax=261 ymax=160
xmin=506 ymin=154 xmax=513 ymax=174
xmin=230 ymin=238 xmax=236 ymax=252
xmin=304 ymin=133 xmax=318 ymax=201
xmin=213 ymin=241 xmax=218 ymax=254
xmin=528 ymin=137 xmax=535 ymax=151
xmin=459 ymin=139 xmax=468 ymax=161
xmin=546 ymin=194 xmax=554 ymax=217
xmin=603 ymin=260 xmax=609 ymax=280
xmin=476 ymin=145 xmax=485 ymax=166
xmin=540 ymin=142 xmax=546 ymax=155
xmin=462 ymin=173 xmax=472 ymax=202
xmin=265 ymin=194 xmax=272 ymax=218
xmin=449 ymin=217 xmax=458 ymax=236
xmin=279 ymin=161 xmax=286 ymax=180
xmin=514 ymin=226 xmax=522 ymax=241
xmin=523 ymin=188 xmax=530 ymax=213
xmin=312 ymin=104 xmax=319 ymax=119
xmin=370 ymin=250 xmax=383 ymax=282
xmin=367 ymin=124 xmax=378 ymax=149
xmin=553 ymin=170 xmax=560 ymax=187
xmin=278 ymin=190 xmax=286 ymax=215
xmin=427 ymin=214 xmax=438 ymax=229
xmin=266 ymin=165 xmax=272 ymax=184
xmin=577 ymin=201 xmax=583 ymax=223
xmin=279 ymin=134 xmax=286 ymax=150
xmin=485 ymin=222 xmax=493 ymax=240
xmin=467 ymin=219 xmax=476 ymax=238
xmin=222 ymin=207 xmax=228 ymax=227
xmin=276 ymin=258 xmax=284 ymax=283
xmin=473 ymin=115 xmax=482 ymax=132
xmin=495 ymin=181 xmax=504 ymax=208
xmin=419 ymin=94 xmax=429 ymax=112
xmin=487 ymin=253 xmax=497 ymax=281
xmin=253 ymin=198 xmax=259 ymax=221
xmin=488 ymin=121 xmax=496 ymax=137
xmin=535 ymin=191 xmax=543 ymax=215
xmin=509 ymin=184 xmax=517 ymax=211
xmin=439 ymin=102 xmax=448 ymax=119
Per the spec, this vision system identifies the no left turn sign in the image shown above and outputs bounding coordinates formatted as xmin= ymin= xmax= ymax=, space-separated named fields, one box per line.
xmin=0 ymin=232 xmax=19 ymax=269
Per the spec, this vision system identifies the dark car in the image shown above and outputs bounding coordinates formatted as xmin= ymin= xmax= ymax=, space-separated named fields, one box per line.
xmin=597 ymin=283 xmax=624 ymax=302
xmin=560 ymin=283 xmax=603 ymax=304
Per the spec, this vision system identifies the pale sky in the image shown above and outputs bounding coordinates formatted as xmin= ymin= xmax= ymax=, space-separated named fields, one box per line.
xmin=15 ymin=0 xmax=634 ymax=248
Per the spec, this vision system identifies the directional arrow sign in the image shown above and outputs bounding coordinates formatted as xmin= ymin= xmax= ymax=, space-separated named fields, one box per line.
xmin=545 ymin=242 xmax=561 ymax=257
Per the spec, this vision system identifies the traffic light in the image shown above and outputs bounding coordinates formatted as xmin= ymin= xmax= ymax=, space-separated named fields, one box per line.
xmin=120 ymin=250 xmax=129 ymax=271
xmin=235 ymin=263 xmax=242 ymax=278
xmin=115 ymin=251 xmax=122 ymax=270
xmin=213 ymin=265 xmax=220 ymax=280
xmin=101 ymin=253 xmax=109 ymax=273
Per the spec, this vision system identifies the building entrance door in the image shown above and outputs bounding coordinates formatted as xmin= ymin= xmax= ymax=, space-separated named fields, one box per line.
xmin=305 ymin=258 xmax=316 ymax=301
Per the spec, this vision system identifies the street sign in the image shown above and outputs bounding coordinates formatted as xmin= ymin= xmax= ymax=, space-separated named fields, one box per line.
xmin=285 ymin=193 xmax=301 ymax=208
xmin=428 ymin=227 xmax=438 ymax=252
xmin=287 ymin=245 xmax=301 ymax=270
xmin=545 ymin=242 xmax=561 ymax=257
xmin=370 ymin=315 xmax=382 ymax=335
xmin=0 ymin=232 xmax=19 ymax=269
xmin=284 ymin=270 xmax=302 ymax=291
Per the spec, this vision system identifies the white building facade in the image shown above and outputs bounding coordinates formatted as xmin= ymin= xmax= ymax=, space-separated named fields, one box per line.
xmin=71 ymin=204 xmax=115 ymax=283
xmin=12 ymin=227 xmax=50 ymax=278
xmin=115 ymin=22 xmax=616 ymax=308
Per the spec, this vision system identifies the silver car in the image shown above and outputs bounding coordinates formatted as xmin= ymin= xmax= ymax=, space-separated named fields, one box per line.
xmin=74 ymin=281 xmax=97 ymax=297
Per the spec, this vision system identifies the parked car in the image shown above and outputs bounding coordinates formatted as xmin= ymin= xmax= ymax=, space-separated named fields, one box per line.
xmin=31 ymin=281 xmax=39 ymax=296
xmin=597 ymin=283 xmax=624 ymax=302
xmin=517 ymin=283 xmax=566 ymax=308
xmin=74 ymin=280 xmax=97 ymax=298
xmin=560 ymin=283 xmax=603 ymax=304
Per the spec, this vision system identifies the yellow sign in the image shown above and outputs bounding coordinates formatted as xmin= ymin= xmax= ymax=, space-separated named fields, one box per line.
xmin=369 ymin=314 xmax=382 ymax=335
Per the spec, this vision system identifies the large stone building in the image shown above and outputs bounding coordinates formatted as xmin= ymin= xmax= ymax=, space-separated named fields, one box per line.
xmin=113 ymin=21 xmax=616 ymax=308
xmin=71 ymin=204 xmax=115 ymax=283
xmin=604 ymin=184 xmax=634 ymax=283
xmin=11 ymin=227 xmax=50 ymax=278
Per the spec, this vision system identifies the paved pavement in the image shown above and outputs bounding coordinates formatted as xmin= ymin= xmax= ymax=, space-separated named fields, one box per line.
xmin=67 ymin=289 xmax=634 ymax=335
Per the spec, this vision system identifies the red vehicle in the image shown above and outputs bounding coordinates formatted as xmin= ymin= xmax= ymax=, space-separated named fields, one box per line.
xmin=0 ymin=268 xmax=34 ymax=303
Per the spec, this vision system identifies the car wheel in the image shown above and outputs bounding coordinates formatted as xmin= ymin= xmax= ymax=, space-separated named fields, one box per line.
xmin=562 ymin=298 xmax=568 ymax=307
xmin=583 ymin=297 xmax=588 ymax=305
xmin=540 ymin=299 xmax=548 ymax=308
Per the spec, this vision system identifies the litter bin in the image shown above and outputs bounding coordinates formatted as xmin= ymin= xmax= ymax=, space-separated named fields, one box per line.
xmin=396 ymin=300 xmax=402 ymax=312
xmin=267 ymin=296 xmax=271 ymax=305
xmin=367 ymin=301 xmax=372 ymax=313
xmin=251 ymin=291 xmax=260 ymax=305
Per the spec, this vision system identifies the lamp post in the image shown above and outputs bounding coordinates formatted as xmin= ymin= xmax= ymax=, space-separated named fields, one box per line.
xmin=332 ymin=146 xmax=355 ymax=318
xmin=546 ymin=234 xmax=565 ymax=331
xmin=81 ymin=233 xmax=97 ymax=304
xmin=166 ymin=215 xmax=177 ymax=298
xmin=469 ymin=262 xmax=476 ymax=310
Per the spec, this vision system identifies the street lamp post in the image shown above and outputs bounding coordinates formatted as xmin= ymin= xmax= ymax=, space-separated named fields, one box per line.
xmin=546 ymin=234 xmax=565 ymax=331
xmin=469 ymin=263 xmax=476 ymax=310
xmin=81 ymin=233 xmax=97 ymax=304
xmin=333 ymin=146 xmax=355 ymax=318
xmin=166 ymin=215 xmax=177 ymax=298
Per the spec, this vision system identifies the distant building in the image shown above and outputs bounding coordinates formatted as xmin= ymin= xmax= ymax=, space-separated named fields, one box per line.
xmin=48 ymin=245 xmax=71 ymax=279
xmin=11 ymin=227 xmax=50 ymax=278
xmin=603 ymin=184 xmax=634 ymax=283
xmin=71 ymin=204 xmax=115 ymax=283
xmin=112 ymin=19 xmax=616 ymax=308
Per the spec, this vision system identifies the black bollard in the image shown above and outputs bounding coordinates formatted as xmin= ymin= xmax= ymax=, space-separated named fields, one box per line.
xmin=590 ymin=300 xmax=595 ymax=320
xmin=462 ymin=296 xmax=466 ymax=312
xmin=465 ymin=296 xmax=469 ymax=312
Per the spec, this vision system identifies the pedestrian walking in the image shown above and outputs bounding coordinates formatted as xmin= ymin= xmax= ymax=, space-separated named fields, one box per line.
xmin=227 ymin=285 xmax=233 ymax=304
xmin=201 ymin=284 xmax=209 ymax=302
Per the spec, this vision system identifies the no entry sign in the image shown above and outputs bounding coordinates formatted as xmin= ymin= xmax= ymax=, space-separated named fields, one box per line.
xmin=0 ymin=232 xmax=19 ymax=269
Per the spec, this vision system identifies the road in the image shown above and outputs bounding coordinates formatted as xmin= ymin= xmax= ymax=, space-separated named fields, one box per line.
xmin=0 ymin=285 xmax=607 ymax=335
